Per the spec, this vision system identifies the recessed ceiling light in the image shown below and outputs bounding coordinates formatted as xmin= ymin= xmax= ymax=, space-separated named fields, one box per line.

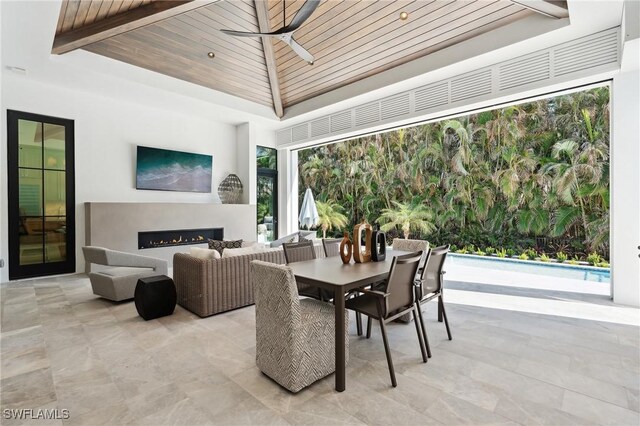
xmin=399 ymin=11 xmax=409 ymax=20
xmin=207 ymin=52 xmax=215 ymax=58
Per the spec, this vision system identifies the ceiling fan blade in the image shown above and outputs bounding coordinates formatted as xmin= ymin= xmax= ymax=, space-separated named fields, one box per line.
xmin=220 ymin=29 xmax=278 ymax=37
xmin=286 ymin=36 xmax=315 ymax=64
xmin=285 ymin=0 xmax=320 ymax=31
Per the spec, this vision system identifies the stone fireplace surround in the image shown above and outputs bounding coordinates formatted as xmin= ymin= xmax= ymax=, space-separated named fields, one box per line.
xmin=84 ymin=202 xmax=256 ymax=271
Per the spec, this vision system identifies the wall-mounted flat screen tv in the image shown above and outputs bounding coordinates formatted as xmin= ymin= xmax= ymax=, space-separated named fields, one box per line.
xmin=136 ymin=145 xmax=213 ymax=193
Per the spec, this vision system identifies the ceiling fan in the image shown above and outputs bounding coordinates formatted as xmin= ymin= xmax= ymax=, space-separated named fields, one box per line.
xmin=221 ymin=0 xmax=320 ymax=65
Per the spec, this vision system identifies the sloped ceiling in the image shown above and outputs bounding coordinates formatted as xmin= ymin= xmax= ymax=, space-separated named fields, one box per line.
xmin=52 ymin=0 xmax=569 ymax=118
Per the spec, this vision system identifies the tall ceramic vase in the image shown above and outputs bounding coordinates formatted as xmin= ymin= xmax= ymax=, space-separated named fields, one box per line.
xmin=339 ymin=232 xmax=352 ymax=264
xmin=371 ymin=229 xmax=387 ymax=262
xmin=353 ymin=220 xmax=372 ymax=263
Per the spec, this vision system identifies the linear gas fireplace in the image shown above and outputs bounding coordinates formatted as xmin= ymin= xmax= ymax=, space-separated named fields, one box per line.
xmin=138 ymin=228 xmax=223 ymax=249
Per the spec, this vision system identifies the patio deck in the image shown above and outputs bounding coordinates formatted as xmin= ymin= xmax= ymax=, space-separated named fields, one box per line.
xmin=1 ymin=273 xmax=638 ymax=425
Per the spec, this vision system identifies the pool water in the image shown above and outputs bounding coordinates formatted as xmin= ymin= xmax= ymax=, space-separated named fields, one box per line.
xmin=445 ymin=253 xmax=610 ymax=283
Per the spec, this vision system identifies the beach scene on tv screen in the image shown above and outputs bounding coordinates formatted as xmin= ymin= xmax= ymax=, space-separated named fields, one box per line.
xmin=136 ymin=146 xmax=212 ymax=192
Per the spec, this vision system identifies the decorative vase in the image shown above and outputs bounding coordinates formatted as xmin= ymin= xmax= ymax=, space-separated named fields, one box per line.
xmin=218 ymin=174 xmax=243 ymax=204
xmin=353 ymin=220 xmax=372 ymax=263
xmin=371 ymin=229 xmax=387 ymax=262
xmin=339 ymin=232 xmax=352 ymax=264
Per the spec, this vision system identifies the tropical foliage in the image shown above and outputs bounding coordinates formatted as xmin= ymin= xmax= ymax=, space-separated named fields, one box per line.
xmin=257 ymin=146 xmax=277 ymax=169
xmin=316 ymin=200 xmax=348 ymax=238
xmin=377 ymin=201 xmax=435 ymax=239
xmin=298 ymin=87 xmax=610 ymax=261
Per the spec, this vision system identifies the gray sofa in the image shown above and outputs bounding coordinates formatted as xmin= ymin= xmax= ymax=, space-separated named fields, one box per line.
xmin=82 ymin=246 xmax=168 ymax=301
xmin=173 ymin=244 xmax=324 ymax=317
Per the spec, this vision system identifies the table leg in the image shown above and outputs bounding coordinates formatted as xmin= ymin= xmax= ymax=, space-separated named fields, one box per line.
xmin=334 ymin=287 xmax=345 ymax=392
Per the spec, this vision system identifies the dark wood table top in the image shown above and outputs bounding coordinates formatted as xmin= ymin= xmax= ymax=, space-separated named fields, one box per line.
xmin=289 ymin=250 xmax=407 ymax=291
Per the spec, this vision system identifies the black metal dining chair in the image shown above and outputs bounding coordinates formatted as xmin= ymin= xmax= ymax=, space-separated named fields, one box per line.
xmin=345 ymin=251 xmax=428 ymax=387
xmin=365 ymin=246 xmax=431 ymax=336
xmin=283 ymin=240 xmax=332 ymax=301
xmin=414 ymin=245 xmax=452 ymax=359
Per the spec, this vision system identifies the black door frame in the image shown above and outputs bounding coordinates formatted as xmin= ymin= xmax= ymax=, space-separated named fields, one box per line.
xmin=7 ymin=110 xmax=76 ymax=280
xmin=257 ymin=167 xmax=278 ymax=241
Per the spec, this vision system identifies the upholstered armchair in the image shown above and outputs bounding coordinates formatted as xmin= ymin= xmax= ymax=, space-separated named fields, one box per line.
xmin=392 ymin=238 xmax=430 ymax=266
xmin=251 ymin=260 xmax=348 ymax=393
xmin=82 ymin=246 xmax=168 ymax=301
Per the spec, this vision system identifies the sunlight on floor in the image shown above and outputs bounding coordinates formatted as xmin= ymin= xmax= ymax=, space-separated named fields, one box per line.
xmin=447 ymin=288 xmax=640 ymax=326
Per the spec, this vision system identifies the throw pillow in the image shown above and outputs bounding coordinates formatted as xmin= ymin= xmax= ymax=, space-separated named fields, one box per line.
xmin=189 ymin=247 xmax=221 ymax=260
xmin=208 ymin=239 xmax=243 ymax=255
xmin=221 ymin=246 xmax=265 ymax=258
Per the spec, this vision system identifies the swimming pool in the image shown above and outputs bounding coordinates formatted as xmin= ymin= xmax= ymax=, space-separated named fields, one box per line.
xmin=445 ymin=253 xmax=610 ymax=283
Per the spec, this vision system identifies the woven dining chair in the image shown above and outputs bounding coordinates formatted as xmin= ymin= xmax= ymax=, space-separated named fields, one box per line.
xmin=322 ymin=238 xmax=342 ymax=257
xmin=345 ymin=251 xmax=428 ymax=387
xmin=392 ymin=238 xmax=430 ymax=274
xmin=252 ymin=260 xmax=348 ymax=393
xmin=283 ymin=240 xmax=331 ymax=301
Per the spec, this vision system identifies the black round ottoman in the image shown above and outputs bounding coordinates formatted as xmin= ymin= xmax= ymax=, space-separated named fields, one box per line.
xmin=134 ymin=275 xmax=177 ymax=321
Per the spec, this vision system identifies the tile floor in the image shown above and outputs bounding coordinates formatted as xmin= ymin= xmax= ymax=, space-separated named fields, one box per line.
xmin=1 ymin=274 xmax=639 ymax=425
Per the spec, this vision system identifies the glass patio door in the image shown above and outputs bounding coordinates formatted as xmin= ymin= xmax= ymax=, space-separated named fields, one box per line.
xmin=257 ymin=146 xmax=278 ymax=243
xmin=7 ymin=110 xmax=75 ymax=280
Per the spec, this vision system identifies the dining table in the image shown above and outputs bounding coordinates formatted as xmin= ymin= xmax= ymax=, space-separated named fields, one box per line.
xmin=287 ymin=249 xmax=407 ymax=392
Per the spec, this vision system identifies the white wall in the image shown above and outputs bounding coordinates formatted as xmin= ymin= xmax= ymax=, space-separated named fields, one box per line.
xmin=0 ymin=0 xmax=284 ymax=283
xmin=1 ymin=73 xmax=239 ymax=282
xmin=610 ymin=32 xmax=640 ymax=306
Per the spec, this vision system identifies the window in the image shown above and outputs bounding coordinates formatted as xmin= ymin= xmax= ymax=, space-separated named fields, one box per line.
xmin=257 ymin=146 xmax=277 ymax=243
xmin=7 ymin=111 xmax=76 ymax=279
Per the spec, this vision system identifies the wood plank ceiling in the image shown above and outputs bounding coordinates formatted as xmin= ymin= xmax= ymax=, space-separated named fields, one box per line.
xmin=53 ymin=1 xmax=569 ymax=118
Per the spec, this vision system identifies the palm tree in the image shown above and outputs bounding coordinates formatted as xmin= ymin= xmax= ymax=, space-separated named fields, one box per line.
xmin=377 ymin=201 xmax=435 ymax=239
xmin=316 ymin=200 xmax=348 ymax=238
xmin=297 ymin=86 xmax=610 ymax=260
xmin=544 ymin=108 xmax=608 ymax=248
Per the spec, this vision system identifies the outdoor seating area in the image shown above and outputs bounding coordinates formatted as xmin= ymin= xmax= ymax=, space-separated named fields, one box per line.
xmin=1 ymin=265 xmax=638 ymax=425
xmin=1 ymin=1 xmax=638 ymax=425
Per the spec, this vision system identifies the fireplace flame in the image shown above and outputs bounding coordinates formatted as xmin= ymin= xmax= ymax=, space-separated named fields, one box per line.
xmin=139 ymin=228 xmax=221 ymax=249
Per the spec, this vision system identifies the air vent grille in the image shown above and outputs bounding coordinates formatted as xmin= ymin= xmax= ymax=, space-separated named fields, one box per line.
xmin=499 ymin=52 xmax=550 ymax=90
xmin=291 ymin=124 xmax=309 ymax=142
xmin=355 ymin=103 xmax=380 ymax=127
xmin=276 ymin=28 xmax=620 ymax=147
xmin=331 ymin=111 xmax=352 ymax=132
xmin=554 ymin=30 xmax=618 ymax=76
xmin=415 ymin=82 xmax=449 ymax=112
xmin=276 ymin=129 xmax=291 ymax=145
xmin=310 ymin=117 xmax=330 ymax=138
xmin=381 ymin=93 xmax=411 ymax=120
xmin=450 ymin=69 xmax=492 ymax=103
